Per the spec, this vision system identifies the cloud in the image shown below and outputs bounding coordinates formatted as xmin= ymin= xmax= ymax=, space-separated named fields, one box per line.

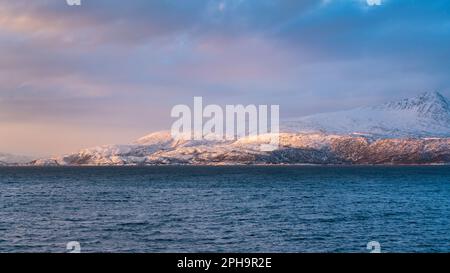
xmin=0 ymin=0 xmax=450 ymax=155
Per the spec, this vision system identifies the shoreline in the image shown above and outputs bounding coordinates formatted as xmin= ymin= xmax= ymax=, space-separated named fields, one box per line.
xmin=2 ymin=163 xmax=450 ymax=168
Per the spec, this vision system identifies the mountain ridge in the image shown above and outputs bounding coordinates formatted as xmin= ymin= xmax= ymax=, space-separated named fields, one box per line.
xmin=376 ymin=91 xmax=449 ymax=118
xmin=29 ymin=132 xmax=450 ymax=166
xmin=0 ymin=91 xmax=445 ymax=166
xmin=27 ymin=91 xmax=450 ymax=166
xmin=0 ymin=153 xmax=35 ymax=166
xmin=283 ymin=91 xmax=450 ymax=138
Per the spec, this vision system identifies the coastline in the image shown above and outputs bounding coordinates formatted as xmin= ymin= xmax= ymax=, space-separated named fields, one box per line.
xmin=2 ymin=163 xmax=450 ymax=168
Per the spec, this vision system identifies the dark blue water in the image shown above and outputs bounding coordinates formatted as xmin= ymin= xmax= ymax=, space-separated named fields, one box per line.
xmin=1 ymin=166 xmax=450 ymax=253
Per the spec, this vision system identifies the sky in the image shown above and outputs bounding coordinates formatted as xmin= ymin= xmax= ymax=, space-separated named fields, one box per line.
xmin=0 ymin=0 xmax=450 ymax=156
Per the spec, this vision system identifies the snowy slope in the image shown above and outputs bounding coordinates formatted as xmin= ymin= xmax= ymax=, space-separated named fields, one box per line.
xmin=283 ymin=91 xmax=450 ymax=138
xmin=31 ymin=132 xmax=450 ymax=166
xmin=31 ymin=91 xmax=450 ymax=166
xmin=0 ymin=153 xmax=34 ymax=165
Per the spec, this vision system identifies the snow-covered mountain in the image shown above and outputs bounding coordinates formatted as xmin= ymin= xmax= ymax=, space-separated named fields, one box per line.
xmin=31 ymin=132 xmax=450 ymax=166
xmin=283 ymin=91 xmax=450 ymax=138
xmin=0 ymin=153 xmax=34 ymax=166
xmin=31 ymin=91 xmax=450 ymax=166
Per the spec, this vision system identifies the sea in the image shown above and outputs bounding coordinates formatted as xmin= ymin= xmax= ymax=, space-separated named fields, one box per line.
xmin=0 ymin=166 xmax=449 ymax=253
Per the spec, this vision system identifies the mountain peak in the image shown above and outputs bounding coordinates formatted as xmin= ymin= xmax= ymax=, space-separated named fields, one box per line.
xmin=419 ymin=91 xmax=447 ymax=100
xmin=413 ymin=91 xmax=449 ymax=108
xmin=283 ymin=91 xmax=450 ymax=138
xmin=378 ymin=91 xmax=449 ymax=120
xmin=134 ymin=131 xmax=173 ymax=145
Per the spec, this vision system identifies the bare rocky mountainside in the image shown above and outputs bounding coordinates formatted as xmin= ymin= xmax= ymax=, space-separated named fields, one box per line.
xmin=26 ymin=91 xmax=450 ymax=166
